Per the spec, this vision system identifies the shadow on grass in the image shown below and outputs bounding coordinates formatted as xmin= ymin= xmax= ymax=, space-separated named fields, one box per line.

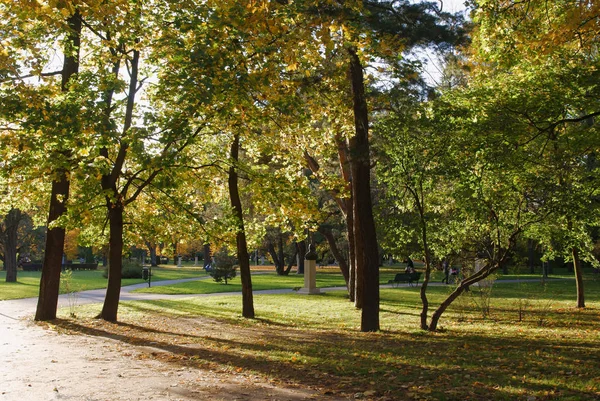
xmin=51 ymin=296 xmax=600 ymax=401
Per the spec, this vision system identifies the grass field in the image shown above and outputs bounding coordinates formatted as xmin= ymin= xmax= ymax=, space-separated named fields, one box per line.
xmin=51 ymin=273 xmax=600 ymax=400
xmin=0 ymin=263 xmax=590 ymax=301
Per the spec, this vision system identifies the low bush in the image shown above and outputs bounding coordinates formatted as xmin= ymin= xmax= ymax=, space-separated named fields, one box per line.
xmin=102 ymin=261 xmax=143 ymax=279
xmin=210 ymin=250 xmax=237 ymax=284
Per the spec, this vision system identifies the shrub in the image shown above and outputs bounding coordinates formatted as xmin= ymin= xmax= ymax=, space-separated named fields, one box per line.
xmin=102 ymin=260 xmax=143 ymax=279
xmin=210 ymin=250 xmax=237 ymax=284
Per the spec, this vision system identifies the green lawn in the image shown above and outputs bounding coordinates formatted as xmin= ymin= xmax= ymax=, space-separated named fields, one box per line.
xmin=59 ymin=275 xmax=600 ymax=400
xmin=0 ymin=266 xmax=206 ymax=300
xmin=132 ymin=270 xmax=348 ymax=295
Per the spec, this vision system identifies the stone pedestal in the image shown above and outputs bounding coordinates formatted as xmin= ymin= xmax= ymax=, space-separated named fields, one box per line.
xmin=298 ymin=246 xmax=321 ymax=295
xmin=177 ymin=256 xmax=182 ymax=267
xmin=194 ymin=256 xmax=198 ymax=266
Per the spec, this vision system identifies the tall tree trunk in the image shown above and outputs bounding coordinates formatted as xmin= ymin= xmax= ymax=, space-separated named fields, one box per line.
xmin=3 ymin=209 xmax=22 ymax=283
xmin=348 ymin=48 xmax=379 ymax=332
xmin=145 ymin=241 xmax=157 ymax=266
xmin=98 ymin=200 xmax=124 ymax=322
xmin=278 ymin=230 xmax=285 ymax=272
xmin=228 ymin=133 xmax=254 ymax=318
xmin=296 ymin=240 xmax=306 ymax=274
xmin=347 ymin=200 xmax=356 ymax=303
xmin=572 ymin=247 xmax=585 ymax=308
xmin=318 ymin=226 xmax=350 ymax=286
xmin=203 ymin=243 xmax=211 ymax=268
xmin=97 ymin=47 xmax=139 ymax=322
xmin=35 ymin=11 xmax=81 ymax=321
xmin=528 ymin=239 xmax=535 ymax=274
xmin=418 ymin=212 xmax=432 ymax=331
xmin=285 ymin=245 xmax=297 ymax=274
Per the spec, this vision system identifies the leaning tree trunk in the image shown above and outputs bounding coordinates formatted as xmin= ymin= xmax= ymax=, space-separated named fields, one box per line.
xmin=228 ymin=133 xmax=254 ymax=319
xmin=428 ymin=233 xmax=518 ymax=331
xmin=98 ymin=199 xmax=124 ymax=322
xmin=267 ymin=240 xmax=284 ymax=274
xmin=348 ymin=47 xmax=379 ymax=332
xmin=572 ymin=247 xmax=585 ymax=308
xmin=3 ymin=208 xmax=22 ymax=283
xmin=35 ymin=10 xmax=81 ymax=321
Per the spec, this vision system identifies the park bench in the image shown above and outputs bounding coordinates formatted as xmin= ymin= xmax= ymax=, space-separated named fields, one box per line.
xmin=68 ymin=263 xmax=99 ymax=270
xmin=21 ymin=262 xmax=99 ymax=271
xmin=388 ymin=272 xmax=421 ymax=287
xmin=22 ymin=263 xmax=43 ymax=271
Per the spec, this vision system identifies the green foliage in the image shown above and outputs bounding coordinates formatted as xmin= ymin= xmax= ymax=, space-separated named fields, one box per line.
xmin=103 ymin=260 xmax=144 ymax=279
xmin=209 ymin=250 xmax=237 ymax=284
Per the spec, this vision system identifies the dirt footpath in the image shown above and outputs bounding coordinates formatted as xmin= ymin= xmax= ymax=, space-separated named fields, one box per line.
xmin=0 ymin=298 xmax=342 ymax=401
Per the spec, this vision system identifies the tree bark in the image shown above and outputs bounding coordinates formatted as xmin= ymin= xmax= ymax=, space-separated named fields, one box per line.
xmin=98 ymin=200 xmax=124 ymax=322
xmin=203 ymin=243 xmax=211 ymax=268
xmin=145 ymin=241 xmax=157 ymax=266
xmin=267 ymin=240 xmax=283 ymax=274
xmin=228 ymin=133 xmax=254 ymax=319
xmin=285 ymin=245 xmax=297 ymax=274
xmin=35 ymin=10 xmax=80 ymax=321
xmin=348 ymin=47 xmax=379 ymax=332
xmin=418 ymin=211 xmax=432 ymax=331
xmin=296 ymin=240 xmax=306 ymax=274
xmin=97 ymin=47 xmax=139 ymax=321
xmin=572 ymin=247 xmax=585 ymax=308
xmin=318 ymin=226 xmax=350 ymax=286
xmin=347 ymin=200 xmax=356 ymax=303
xmin=3 ymin=209 xmax=22 ymax=283
xmin=528 ymin=239 xmax=535 ymax=274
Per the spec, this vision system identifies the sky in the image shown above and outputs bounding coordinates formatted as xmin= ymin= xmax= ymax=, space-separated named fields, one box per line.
xmin=419 ymin=0 xmax=470 ymax=86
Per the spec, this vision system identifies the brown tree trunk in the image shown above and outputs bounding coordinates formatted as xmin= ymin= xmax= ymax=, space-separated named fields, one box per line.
xmin=348 ymin=47 xmax=379 ymax=332
xmin=347 ymin=199 xmax=356 ymax=303
xmin=528 ymin=239 xmax=535 ymax=274
xmin=285 ymin=245 xmax=297 ymax=274
xmin=572 ymin=247 xmax=585 ymax=308
xmin=3 ymin=209 xmax=22 ymax=283
xmin=203 ymin=243 xmax=211 ymax=268
xmin=97 ymin=47 xmax=139 ymax=322
xmin=296 ymin=240 xmax=306 ymax=275
xmin=35 ymin=10 xmax=80 ymax=321
xmin=267 ymin=240 xmax=283 ymax=274
xmin=419 ymin=217 xmax=432 ymax=331
xmin=145 ymin=241 xmax=157 ymax=266
xmin=228 ymin=133 xmax=254 ymax=319
xmin=318 ymin=226 xmax=350 ymax=286
xmin=98 ymin=200 xmax=124 ymax=322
